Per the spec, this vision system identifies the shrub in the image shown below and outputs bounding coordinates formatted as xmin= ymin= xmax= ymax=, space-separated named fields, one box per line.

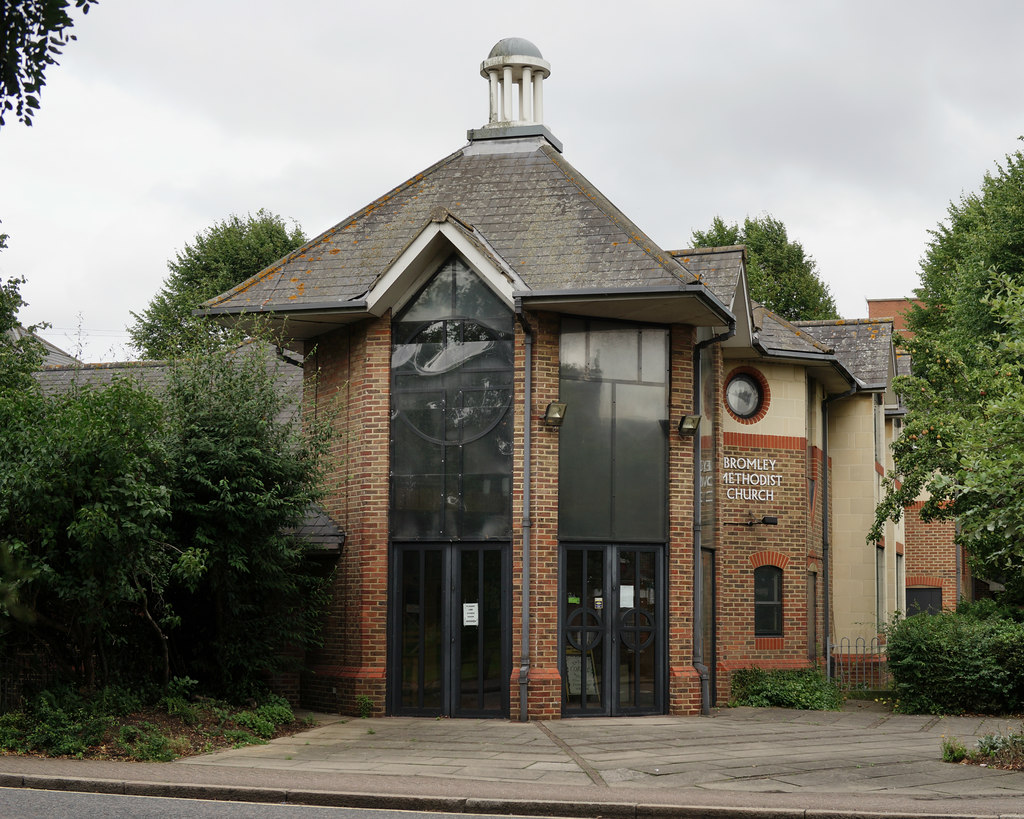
xmin=232 ymin=694 xmax=293 ymax=739
xmin=2 ymin=687 xmax=115 ymax=756
xmin=117 ymin=723 xmax=177 ymax=762
xmin=886 ymin=611 xmax=1024 ymax=714
xmin=730 ymin=667 xmax=844 ymax=710
xmin=941 ymin=736 xmax=968 ymax=763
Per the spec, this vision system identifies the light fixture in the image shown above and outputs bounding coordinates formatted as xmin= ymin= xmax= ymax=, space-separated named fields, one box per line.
xmin=725 ymin=515 xmax=780 ymax=527
xmin=677 ymin=414 xmax=701 ymax=436
xmin=542 ymin=401 xmax=567 ymax=427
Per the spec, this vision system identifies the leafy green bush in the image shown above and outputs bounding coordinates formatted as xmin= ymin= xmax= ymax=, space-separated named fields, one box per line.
xmin=232 ymin=694 xmax=293 ymax=739
xmin=116 ymin=723 xmax=177 ymax=762
xmin=886 ymin=611 xmax=1024 ymax=714
xmin=730 ymin=667 xmax=844 ymax=710
xmin=0 ymin=687 xmax=115 ymax=756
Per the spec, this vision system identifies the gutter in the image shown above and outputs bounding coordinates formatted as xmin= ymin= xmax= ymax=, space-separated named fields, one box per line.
xmin=515 ymin=299 xmax=533 ymax=722
xmin=692 ymin=320 xmax=736 ymax=716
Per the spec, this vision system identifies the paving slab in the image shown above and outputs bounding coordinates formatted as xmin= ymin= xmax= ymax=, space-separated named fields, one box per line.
xmin=7 ymin=701 xmax=1024 ymax=817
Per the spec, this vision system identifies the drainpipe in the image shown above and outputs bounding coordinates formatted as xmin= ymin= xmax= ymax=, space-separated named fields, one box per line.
xmin=692 ymin=320 xmax=735 ymax=716
xmin=515 ymin=301 xmax=532 ymax=722
xmin=821 ymin=385 xmax=857 ymax=680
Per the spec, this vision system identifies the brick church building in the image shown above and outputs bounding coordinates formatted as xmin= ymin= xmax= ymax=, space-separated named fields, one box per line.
xmin=202 ymin=38 xmax=962 ymax=719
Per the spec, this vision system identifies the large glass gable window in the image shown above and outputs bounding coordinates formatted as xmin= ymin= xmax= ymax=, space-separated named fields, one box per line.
xmin=391 ymin=257 xmax=513 ymax=540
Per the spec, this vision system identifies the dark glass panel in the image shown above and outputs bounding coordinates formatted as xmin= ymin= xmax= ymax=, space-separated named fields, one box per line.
xmin=558 ymin=380 xmax=613 ymax=539
xmin=754 ymin=566 xmax=783 ymax=636
xmin=399 ymin=549 xmax=444 ymax=710
xmin=613 ymin=383 xmax=667 ymax=541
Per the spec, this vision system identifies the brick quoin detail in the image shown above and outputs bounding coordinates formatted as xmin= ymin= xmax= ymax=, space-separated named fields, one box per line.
xmin=749 ymin=551 xmax=789 ymax=570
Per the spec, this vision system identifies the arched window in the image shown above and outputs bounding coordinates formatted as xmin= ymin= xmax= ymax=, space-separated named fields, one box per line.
xmin=754 ymin=565 xmax=783 ymax=637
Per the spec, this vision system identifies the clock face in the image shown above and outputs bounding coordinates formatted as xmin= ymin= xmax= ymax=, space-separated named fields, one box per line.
xmin=726 ymin=373 xmax=762 ymax=419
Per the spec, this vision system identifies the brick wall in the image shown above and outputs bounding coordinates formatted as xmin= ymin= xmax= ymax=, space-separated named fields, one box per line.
xmin=714 ymin=430 xmax=819 ymax=701
xmin=667 ymin=325 xmax=699 ymax=714
xmin=904 ymin=501 xmax=960 ymax=610
xmin=300 ymin=319 xmax=390 ymax=715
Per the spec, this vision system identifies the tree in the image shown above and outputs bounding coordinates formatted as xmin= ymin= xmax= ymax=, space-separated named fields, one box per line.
xmin=1 ymin=275 xmax=45 ymax=394
xmin=872 ymin=143 xmax=1024 ymax=595
xmin=690 ymin=214 xmax=839 ymax=321
xmin=1 ymin=0 xmax=98 ymax=127
xmin=129 ymin=210 xmax=307 ymax=359
xmin=160 ymin=341 xmax=330 ymax=695
xmin=0 ymin=378 xmax=173 ymax=686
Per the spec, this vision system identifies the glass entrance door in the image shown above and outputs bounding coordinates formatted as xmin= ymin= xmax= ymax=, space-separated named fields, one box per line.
xmin=392 ymin=544 xmax=509 ymax=717
xmin=562 ymin=546 xmax=663 ymax=715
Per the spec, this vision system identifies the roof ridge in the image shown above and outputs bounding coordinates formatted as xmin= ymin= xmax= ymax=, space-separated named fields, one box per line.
xmin=794 ymin=317 xmax=893 ymax=327
xmin=40 ymin=360 xmax=167 ymax=371
xmin=669 ymin=245 xmax=746 ymax=257
xmin=201 ymin=148 xmax=468 ymax=310
xmin=540 ymin=144 xmax=698 ymax=285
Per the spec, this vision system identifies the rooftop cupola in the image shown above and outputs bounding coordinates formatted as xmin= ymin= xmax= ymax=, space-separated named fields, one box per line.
xmin=467 ymin=37 xmax=563 ymax=152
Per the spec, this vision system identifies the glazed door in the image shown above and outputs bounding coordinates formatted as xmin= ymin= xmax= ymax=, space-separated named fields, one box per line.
xmin=392 ymin=544 xmax=509 ymax=717
xmin=562 ymin=546 xmax=664 ymax=715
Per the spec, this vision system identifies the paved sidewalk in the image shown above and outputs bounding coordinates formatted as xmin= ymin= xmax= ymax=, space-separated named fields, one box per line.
xmin=4 ymin=700 xmax=1024 ymax=817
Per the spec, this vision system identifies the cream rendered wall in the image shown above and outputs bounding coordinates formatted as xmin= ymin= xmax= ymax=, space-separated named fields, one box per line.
xmin=828 ymin=393 xmax=884 ymax=643
xmin=884 ymin=414 xmax=906 ymax=617
xmin=721 ymin=361 xmax=807 ymax=438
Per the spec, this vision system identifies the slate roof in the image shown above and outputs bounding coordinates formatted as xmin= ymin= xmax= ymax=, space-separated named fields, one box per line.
xmin=34 ymin=360 xmax=170 ymax=395
xmin=203 ymin=138 xmax=702 ymax=316
xmin=7 ymin=326 xmax=79 ymax=367
xmin=668 ymin=246 xmax=745 ymax=307
xmin=755 ymin=305 xmax=836 ymax=358
xmin=793 ymin=318 xmax=894 ymax=388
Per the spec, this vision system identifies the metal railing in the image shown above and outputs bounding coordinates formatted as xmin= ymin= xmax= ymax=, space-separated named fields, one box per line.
xmin=830 ymin=636 xmax=891 ymax=690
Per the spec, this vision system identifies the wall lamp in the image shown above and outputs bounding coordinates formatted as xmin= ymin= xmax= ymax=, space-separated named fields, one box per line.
xmin=542 ymin=401 xmax=567 ymax=427
xmin=725 ymin=515 xmax=780 ymax=527
xmin=677 ymin=414 xmax=701 ymax=437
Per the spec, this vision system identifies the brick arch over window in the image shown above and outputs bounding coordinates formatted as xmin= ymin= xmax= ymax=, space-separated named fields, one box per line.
xmin=749 ymin=550 xmax=789 ymax=570
xmin=906 ymin=576 xmax=943 ymax=588
xmin=724 ymin=366 xmax=771 ymax=424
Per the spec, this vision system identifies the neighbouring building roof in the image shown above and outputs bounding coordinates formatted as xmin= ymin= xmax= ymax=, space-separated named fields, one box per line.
xmin=34 ymin=360 xmax=170 ymax=395
xmin=7 ymin=326 xmax=79 ymax=367
xmin=794 ymin=318 xmax=894 ymax=389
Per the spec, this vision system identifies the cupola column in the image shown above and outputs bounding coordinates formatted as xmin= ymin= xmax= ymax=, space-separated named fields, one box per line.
xmin=532 ymin=73 xmax=544 ymax=124
xmin=488 ymin=69 xmax=500 ymax=123
xmin=502 ymin=65 xmax=514 ymax=122
xmin=520 ymin=66 xmax=533 ymax=122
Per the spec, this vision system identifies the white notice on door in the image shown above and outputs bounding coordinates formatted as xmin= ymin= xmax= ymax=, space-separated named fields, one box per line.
xmin=463 ymin=602 xmax=479 ymax=626
xmin=620 ymin=585 xmax=634 ymax=609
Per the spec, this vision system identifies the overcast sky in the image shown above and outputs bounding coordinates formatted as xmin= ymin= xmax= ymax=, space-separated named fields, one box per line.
xmin=2 ymin=0 xmax=1022 ymax=361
